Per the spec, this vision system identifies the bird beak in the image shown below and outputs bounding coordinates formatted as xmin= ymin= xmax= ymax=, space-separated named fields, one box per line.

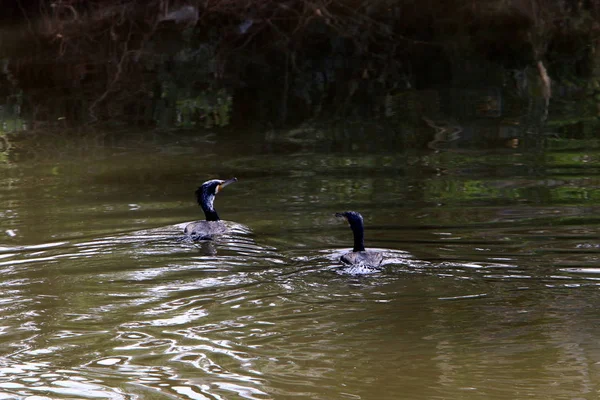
xmin=217 ymin=177 xmax=237 ymax=193
xmin=335 ymin=212 xmax=347 ymax=220
xmin=335 ymin=212 xmax=351 ymax=226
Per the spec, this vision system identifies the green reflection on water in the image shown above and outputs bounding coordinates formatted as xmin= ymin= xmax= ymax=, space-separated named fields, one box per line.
xmin=0 ymin=123 xmax=599 ymax=399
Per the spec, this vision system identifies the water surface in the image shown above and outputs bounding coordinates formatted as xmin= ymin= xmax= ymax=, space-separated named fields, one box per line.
xmin=1 ymin=125 xmax=599 ymax=399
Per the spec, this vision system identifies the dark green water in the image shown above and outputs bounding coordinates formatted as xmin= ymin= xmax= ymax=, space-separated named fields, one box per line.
xmin=0 ymin=125 xmax=599 ymax=399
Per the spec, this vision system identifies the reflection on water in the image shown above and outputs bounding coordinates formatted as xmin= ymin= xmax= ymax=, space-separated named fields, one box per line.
xmin=0 ymin=126 xmax=600 ymax=399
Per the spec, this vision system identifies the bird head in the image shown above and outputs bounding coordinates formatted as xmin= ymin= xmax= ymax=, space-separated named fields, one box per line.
xmin=335 ymin=211 xmax=364 ymax=227
xmin=197 ymin=177 xmax=237 ymax=198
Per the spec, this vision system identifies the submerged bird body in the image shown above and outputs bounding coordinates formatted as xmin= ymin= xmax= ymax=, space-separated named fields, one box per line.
xmin=184 ymin=220 xmax=228 ymax=240
xmin=335 ymin=211 xmax=383 ymax=268
xmin=340 ymin=250 xmax=383 ymax=267
xmin=184 ymin=178 xmax=237 ymax=240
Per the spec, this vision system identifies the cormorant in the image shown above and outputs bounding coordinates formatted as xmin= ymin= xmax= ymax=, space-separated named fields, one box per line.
xmin=184 ymin=178 xmax=237 ymax=240
xmin=335 ymin=211 xmax=383 ymax=268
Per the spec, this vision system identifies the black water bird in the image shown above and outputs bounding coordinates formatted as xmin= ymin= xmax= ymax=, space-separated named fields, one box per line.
xmin=184 ymin=178 xmax=237 ymax=240
xmin=335 ymin=211 xmax=383 ymax=268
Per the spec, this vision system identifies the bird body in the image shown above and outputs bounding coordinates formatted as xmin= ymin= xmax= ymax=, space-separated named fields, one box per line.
xmin=335 ymin=211 xmax=383 ymax=268
xmin=184 ymin=178 xmax=237 ymax=240
xmin=340 ymin=250 xmax=383 ymax=267
xmin=184 ymin=220 xmax=228 ymax=241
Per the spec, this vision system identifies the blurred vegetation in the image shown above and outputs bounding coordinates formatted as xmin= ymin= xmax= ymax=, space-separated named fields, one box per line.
xmin=0 ymin=0 xmax=598 ymax=138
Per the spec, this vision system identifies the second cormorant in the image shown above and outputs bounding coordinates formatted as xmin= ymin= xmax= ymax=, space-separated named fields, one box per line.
xmin=335 ymin=211 xmax=383 ymax=268
xmin=184 ymin=178 xmax=237 ymax=240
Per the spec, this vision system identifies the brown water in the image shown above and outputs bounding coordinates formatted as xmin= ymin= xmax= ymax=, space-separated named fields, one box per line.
xmin=1 ymin=125 xmax=600 ymax=399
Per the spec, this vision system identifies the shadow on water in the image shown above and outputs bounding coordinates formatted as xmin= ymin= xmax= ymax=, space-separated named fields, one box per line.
xmin=0 ymin=122 xmax=600 ymax=399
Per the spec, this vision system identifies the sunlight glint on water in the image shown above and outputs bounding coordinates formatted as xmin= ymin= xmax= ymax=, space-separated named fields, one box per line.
xmin=0 ymin=129 xmax=599 ymax=399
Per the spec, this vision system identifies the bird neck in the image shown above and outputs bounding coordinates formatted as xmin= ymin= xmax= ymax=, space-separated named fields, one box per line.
xmin=203 ymin=207 xmax=220 ymax=221
xmin=349 ymin=220 xmax=366 ymax=252
xmin=197 ymin=191 xmax=220 ymax=221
